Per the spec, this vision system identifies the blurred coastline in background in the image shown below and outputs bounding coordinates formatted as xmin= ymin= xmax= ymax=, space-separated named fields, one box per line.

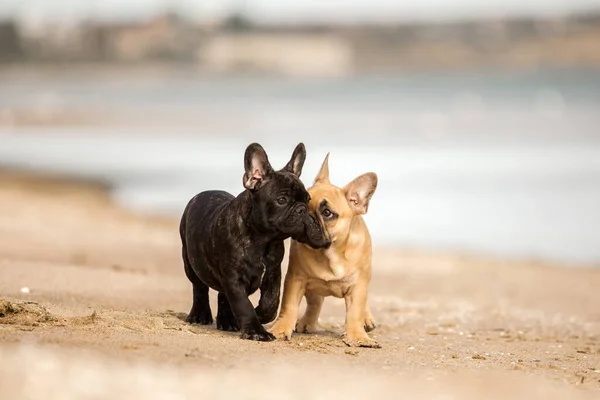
xmin=2 ymin=11 xmax=600 ymax=77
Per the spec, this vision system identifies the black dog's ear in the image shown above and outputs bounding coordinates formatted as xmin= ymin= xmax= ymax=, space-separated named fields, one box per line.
xmin=243 ymin=143 xmax=273 ymax=191
xmin=281 ymin=143 xmax=306 ymax=178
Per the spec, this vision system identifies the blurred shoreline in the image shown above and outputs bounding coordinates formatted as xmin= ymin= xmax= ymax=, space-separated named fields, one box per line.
xmin=2 ymin=65 xmax=599 ymax=129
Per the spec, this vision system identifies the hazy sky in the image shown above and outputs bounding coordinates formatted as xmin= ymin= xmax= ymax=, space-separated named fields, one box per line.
xmin=2 ymin=0 xmax=600 ymax=23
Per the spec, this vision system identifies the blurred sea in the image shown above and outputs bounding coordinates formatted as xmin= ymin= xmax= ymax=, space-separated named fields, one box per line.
xmin=1 ymin=69 xmax=600 ymax=263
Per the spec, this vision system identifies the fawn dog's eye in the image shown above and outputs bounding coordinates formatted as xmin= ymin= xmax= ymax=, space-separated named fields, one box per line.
xmin=319 ymin=200 xmax=337 ymax=221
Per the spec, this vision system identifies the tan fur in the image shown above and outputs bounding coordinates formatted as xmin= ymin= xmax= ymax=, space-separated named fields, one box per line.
xmin=269 ymin=153 xmax=380 ymax=348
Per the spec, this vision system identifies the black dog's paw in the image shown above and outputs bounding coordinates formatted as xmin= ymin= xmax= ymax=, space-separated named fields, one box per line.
xmin=216 ymin=315 xmax=240 ymax=332
xmin=240 ymin=326 xmax=276 ymax=342
xmin=186 ymin=308 xmax=213 ymax=325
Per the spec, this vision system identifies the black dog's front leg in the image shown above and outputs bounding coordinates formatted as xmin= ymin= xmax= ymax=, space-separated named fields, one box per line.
xmin=224 ymin=279 xmax=276 ymax=342
xmin=255 ymin=242 xmax=284 ymax=324
xmin=255 ymin=266 xmax=281 ymax=324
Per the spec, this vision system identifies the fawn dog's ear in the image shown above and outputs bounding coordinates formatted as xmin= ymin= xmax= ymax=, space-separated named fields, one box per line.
xmin=314 ymin=152 xmax=331 ymax=185
xmin=344 ymin=173 xmax=378 ymax=215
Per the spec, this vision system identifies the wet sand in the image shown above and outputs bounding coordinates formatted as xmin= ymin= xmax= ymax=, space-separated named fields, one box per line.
xmin=0 ymin=169 xmax=599 ymax=399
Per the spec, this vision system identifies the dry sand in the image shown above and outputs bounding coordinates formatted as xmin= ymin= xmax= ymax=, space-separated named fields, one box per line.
xmin=0 ymin=169 xmax=599 ymax=399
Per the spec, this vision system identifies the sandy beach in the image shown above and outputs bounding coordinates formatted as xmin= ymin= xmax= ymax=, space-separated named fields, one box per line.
xmin=0 ymin=169 xmax=599 ymax=399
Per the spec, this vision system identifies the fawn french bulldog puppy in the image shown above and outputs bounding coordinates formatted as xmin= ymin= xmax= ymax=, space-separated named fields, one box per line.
xmin=180 ymin=143 xmax=330 ymax=341
xmin=269 ymin=153 xmax=380 ymax=347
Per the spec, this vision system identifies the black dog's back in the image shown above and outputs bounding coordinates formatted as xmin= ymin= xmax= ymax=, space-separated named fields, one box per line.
xmin=180 ymin=190 xmax=234 ymax=241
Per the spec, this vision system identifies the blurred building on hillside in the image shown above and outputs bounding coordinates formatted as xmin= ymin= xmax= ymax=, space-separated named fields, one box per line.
xmin=0 ymin=20 xmax=23 ymax=61
xmin=199 ymin=33 xmax=352 ymax=77
xmin=18 ymin=21 xmax=110 ymax=61
xmin=110 ymin=13 xmax=201 ymax=62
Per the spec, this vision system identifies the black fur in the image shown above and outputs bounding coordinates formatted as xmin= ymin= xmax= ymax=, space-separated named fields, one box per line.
xmin=180 ymin=143 xmax=330 ymax=341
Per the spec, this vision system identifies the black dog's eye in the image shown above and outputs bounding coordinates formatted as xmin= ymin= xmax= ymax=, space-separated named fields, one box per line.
xmin=277 ymin=197 xmax=288 ymax=205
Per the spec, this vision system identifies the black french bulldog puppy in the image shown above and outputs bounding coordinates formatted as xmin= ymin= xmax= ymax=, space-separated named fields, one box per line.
xmin=180 ymin=142 xmax=331 ymax=341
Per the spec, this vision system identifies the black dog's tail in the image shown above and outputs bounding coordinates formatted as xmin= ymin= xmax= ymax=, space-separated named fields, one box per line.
xmin=179 ymin=193 xmax=200 ymax=245
xmin=179 ymin=201 xmax=189 ymax=246
xmin=180 ymin=202 xmax=197 ymax=284
xmin=179 ymin=199 xmax=193 ymax=268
